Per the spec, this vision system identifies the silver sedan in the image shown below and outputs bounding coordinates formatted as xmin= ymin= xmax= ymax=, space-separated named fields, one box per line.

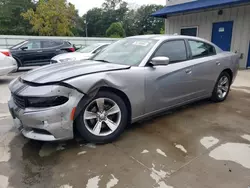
xmin=8 ymin=35 xmax=239 ymax=143
xmin=50 ymin=43 xmax=110 ymax=64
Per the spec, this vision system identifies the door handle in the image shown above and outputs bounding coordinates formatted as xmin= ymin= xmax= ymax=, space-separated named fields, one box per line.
xmin=185 ymin=68 xmax=192 ymax=74
xmin=37 ymin=50 xmax=43 ymax=53
xmin=216 ymin=61 xmax=221 ymax=66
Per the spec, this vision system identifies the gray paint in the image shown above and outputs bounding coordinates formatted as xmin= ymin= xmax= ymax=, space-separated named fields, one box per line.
xmin=8 ymin=35 xmax=239 ymax=141
xmin=164 ymin=4 xmax=250 ymax=68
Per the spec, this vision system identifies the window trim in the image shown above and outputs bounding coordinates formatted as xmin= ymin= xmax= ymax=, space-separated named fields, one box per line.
xmin=92 ymin=44 xmax=108 ymax=54
xmin=180 ymin=26 xmax=199 ymax=37
xmin=187 ymin=39 xmax=217 ymax=60
xmin=148 ymin=39 xmax=189 ymax=65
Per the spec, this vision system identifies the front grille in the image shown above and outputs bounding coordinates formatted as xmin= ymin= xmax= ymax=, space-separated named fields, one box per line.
xmin=12 ymin=93 xmax=26 ymax=109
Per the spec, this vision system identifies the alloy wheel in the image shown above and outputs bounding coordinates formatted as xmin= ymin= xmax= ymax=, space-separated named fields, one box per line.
xmin=217 ymin=75 xmax=229 ymax=99
xmin=83 ymin=98 xmax=121 ymax=136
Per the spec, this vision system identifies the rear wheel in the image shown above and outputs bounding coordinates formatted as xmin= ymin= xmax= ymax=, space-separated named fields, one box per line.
xmin=211 ymin=72 xmax=231 ymax=102
xmin=76 ymin=91 xmax=128 ymax=144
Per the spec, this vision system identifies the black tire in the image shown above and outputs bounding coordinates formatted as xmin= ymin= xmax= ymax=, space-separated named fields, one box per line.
xmin=76 ymin=91 xmax=128 ymax=144
xmin=14 ymin=58 xmax=21 ymax=72
xmin=211 ymin=71 xmax=231 ymax=102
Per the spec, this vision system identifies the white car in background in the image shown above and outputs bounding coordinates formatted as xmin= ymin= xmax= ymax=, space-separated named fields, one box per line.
xmin=0 ymin=50 xmax=17 ymax=76
xmin=50 ymin=43 xmax=110 ymax=64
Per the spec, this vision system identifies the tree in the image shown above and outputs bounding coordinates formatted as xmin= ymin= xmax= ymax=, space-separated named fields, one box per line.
xmin=106 ymin=22 xmax=125 ymax=38
xmin=22 ymin=0 xmax=77 ymax=36
xmin=134 ymin=5 xmax=165 ymax=35
xmin=160 ymin=27 xmax=165 ymax=34
xmin=83 ymin=8 xmax=105 ymax=37
xmin=71 ymin=15 xmax=85 ymax=37
xmin=0 ymin=0 xmax=35 ymax=35
xmin=101 ymin=0 xmax=128 ymax=35
xmin=123 ymin=9 xmax=138 ymax=36
xmin=82 ymin=0 xmax=129 ymax=37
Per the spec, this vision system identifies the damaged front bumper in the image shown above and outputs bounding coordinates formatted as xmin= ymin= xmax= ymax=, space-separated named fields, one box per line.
xmin=8 ymin=80 xmax=84 ymax=141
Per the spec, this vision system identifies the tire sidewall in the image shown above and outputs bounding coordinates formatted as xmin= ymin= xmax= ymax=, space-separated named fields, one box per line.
xmin=76 ymin=91 xmax=128 ymax=144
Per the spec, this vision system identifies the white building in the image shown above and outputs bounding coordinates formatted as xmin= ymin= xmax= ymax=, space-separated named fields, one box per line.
xmin=153 ymin=0 xmax=250 ymax=68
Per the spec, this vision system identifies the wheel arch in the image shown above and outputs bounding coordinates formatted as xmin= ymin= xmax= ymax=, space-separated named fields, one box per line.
xmin=99 ymin=86 xmax=132 ymax=124
xmin=73 ymin=86 xmax=132 ymax=124
xmin=13 ymin=56 xmax=22 ymax=68
xmin=222 ymin=68 xmax=233 ymax=85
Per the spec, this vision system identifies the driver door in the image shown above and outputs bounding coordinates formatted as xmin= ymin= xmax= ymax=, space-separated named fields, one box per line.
xmin=145 ymin=39 xmax=198 ymax=113
xmin=18 ymin=40 xmax=43 ymax=66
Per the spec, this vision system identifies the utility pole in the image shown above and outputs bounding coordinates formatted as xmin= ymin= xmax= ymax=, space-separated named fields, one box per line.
xmin=85 ymin=14 xmax=88 ymax=37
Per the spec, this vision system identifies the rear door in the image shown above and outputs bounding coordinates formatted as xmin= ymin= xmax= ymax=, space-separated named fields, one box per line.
xmin=186 ymin=39 xmax=222 ymax=96
xmin=41 ymin=40 xmax=63 ymax=64
xmin=145 ymin=39 xmax=197 ymax=113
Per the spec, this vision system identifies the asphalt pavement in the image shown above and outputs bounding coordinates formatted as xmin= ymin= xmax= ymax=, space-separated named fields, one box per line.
xmin=0 ymin=69 xmax=250 ymax=188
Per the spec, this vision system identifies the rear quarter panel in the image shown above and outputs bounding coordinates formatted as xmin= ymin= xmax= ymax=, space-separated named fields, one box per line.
xmin=217 ymin=52 xmax=239 ymax=84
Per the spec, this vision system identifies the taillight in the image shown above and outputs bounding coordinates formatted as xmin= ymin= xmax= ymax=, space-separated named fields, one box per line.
xmin=1 ymin=51 xmax=11 ymax=56
xmin=68 ymin=47 xmax=75 ymax=52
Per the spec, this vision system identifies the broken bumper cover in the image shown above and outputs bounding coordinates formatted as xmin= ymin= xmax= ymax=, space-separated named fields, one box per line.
xmin=8 ymin=90 xmax=84 ymax=141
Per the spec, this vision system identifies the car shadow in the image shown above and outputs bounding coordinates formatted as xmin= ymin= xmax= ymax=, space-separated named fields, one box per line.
xmin=0 ymin=78 xmax=12 ymax=85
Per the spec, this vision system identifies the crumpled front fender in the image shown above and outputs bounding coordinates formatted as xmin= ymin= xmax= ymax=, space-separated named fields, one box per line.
xmin=65 ymin=68 xmax=146 ymax=121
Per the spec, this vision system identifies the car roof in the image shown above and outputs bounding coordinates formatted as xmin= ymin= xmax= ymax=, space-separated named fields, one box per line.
xmin=26 ymin=39 xmax=64 ymax=42
xmin=128 ymin=34 xmax=213 ymax=44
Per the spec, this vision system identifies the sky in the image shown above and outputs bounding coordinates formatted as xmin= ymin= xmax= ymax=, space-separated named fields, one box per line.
xmin=68 ymin=0 xmax=165 ymax=16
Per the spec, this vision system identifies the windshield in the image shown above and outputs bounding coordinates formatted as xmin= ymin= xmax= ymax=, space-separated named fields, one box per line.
xmin=77 ymin=43 xmax=102 ymax=53
xmin=92 ymin=38 xmax=158 ymax=66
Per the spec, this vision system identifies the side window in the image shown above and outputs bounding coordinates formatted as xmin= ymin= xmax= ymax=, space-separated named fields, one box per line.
xmin=23 ymin=41 xmax=41 ymax=50
xmin=154 ymin=40 xmax=187 ymax=63
xmin=42 ymin=41 xmax=59 ymax=48
xmin=188 ymin=40 xmax=216 ymax=59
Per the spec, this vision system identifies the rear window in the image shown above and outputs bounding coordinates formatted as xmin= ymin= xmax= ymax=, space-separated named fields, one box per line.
xmin=42 ymin=41 xmax=59 ymax=48
xmin=188 ymin=40 xmax=216 ymax=59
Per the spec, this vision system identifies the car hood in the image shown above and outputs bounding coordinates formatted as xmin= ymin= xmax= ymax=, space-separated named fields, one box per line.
xmin=21 ymin=60 xmax=130 ymax=84
xmin=52 ymin=52 xmax=92 ymax=61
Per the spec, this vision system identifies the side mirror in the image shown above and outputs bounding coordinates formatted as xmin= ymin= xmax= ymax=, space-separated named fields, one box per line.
xmin=151 ymin=56 xmax=170 ymax=66
xmin=20 ymin=46 xmax=28 ymax=51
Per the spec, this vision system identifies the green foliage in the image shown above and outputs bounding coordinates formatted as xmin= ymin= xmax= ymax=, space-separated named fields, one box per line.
xmin=0 ymin=0 xmax=35 ymax=35
xmin=84 ymin=1 xmax=164 ymax=37
xmin=106 ymin=22 xmax=125 ymax=38
xmin=134 ymin=5 xmax=165 ymax=35
xmin=0 ymin=0 xmax=165 ymax=37
xmin=84 ymin=8 xmax=105 ymax=37
xmin=160 ymin=27 xmax=165 ymax=34
xmin=21 ymin=0 xmax=77 ymax=36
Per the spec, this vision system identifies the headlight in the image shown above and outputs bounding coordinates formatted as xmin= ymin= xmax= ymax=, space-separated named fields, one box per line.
xmin=60 ymin=57 xmax=76 ymax=62
xmin=27 ymin=96 xmax=68 ymax=108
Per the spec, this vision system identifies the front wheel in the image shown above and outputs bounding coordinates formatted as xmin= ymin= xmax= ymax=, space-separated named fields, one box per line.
xmin=76 ymin=91 xmax=128 ymax=144
xmin=211 ymin=72 xmax=231 ymax=102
